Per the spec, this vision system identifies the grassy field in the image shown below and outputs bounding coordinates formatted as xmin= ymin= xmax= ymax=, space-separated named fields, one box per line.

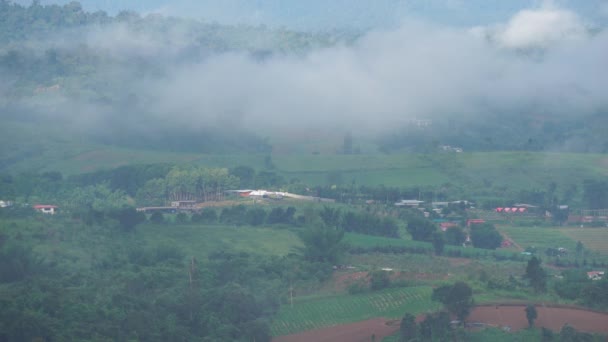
xmin=559 ymin=228 xmax=608 ymax=256
xmin=3 ymin=133 xmax=608 ymax=191
xmin=344 ymin=232 xmax=421 ymax=248
xmin=497 ymin=225 xmax=608 ymax=259
xmin=497 ymin=226 xmax=578 ymax=253
xmin=139 ymin=223 xmax=302 ymax=259
xmin=271 ymin=286 xmax=440 ymax=336
xmin=0 ymin=218 xmax=302 ymax=272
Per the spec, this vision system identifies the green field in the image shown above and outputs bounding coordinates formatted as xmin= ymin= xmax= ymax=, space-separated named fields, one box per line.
xmin=559 ymin=228 xmax=608 ymax=256
xmin=271 ymin=286 xmax=439 ymax=336
xmin=498 ymin=225 xmax=608 ymax=254
xmin=140 ymin=223 xmax=302 ymax=259
xmin=1 ymin=218 xmax=302 ymax=271
xmin=4 ymin=138 xmax=608 ymax=191
xmin=344 ymin=232 xmax=421 ymax=249
xmin=497 ymin=226 xmax=578 ymax=252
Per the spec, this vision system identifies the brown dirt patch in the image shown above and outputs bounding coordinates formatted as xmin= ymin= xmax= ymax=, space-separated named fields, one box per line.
xmin=468 ymin=305 xmax=608 ymax=333
xmin=446 ymin=257 xmax=472 ymax=267
xmin=331 ymin=271 xmax=369 ymax=291
xmin=272 ymin=317 xmax=399 ymax=342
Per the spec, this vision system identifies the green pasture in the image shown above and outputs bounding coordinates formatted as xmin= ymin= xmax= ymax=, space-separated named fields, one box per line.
xmin=271 ymin=286 xmax=439 ymax=336
xmin=497 ymin=226 xmax=578 ymax=253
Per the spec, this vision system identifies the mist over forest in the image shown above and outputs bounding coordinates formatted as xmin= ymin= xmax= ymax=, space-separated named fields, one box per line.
xmin=1 ymin=0 xmax=608 ymax=160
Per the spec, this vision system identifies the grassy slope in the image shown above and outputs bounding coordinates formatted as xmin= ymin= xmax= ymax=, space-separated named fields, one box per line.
xmin=2 ymin=124 xmax=607 ymax=191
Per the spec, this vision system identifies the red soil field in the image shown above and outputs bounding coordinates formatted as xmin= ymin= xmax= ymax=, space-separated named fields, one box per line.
xmin=272 ymin=317 xmax=399 ymax=342
xmin=272 ymin=305 xmax=608 ymax=342
xmin=468 ymin=305 xmax=608 ymax=334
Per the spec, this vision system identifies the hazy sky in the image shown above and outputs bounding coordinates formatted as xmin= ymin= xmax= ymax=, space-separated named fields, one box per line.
xmin=12 ymin=0 xmax=608 ymax=30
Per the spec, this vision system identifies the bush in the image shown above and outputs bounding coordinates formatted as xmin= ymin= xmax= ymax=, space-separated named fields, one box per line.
xmin=192 ymin=208 xmax=217 ymax=224
xmin=369 ymin=270 xmax=391 ymax=291
xmin=149 ymin=211 xmax=164 ymax=223
xmin=175 ymin=212 xmax=189 ymax=223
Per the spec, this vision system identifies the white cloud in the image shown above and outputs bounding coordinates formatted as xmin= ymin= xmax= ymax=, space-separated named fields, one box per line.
xmin=496 ymin=6 xmax=588 ymax=49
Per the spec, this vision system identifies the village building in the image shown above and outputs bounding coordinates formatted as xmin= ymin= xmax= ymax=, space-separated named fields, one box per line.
xmin=395 ymin=200 xmax=425 ymax=207
xmin=587 ymin=271 xmax=605 ymax=281
xmin=33 ymin=204 xmax=58 ymax=215
xmin=170 ymin=200 xmax=197 ymax=208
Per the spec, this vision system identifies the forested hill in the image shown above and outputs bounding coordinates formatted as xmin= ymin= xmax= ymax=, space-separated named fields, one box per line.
xmin=0 ymin=1 xmax=352 ymax=157
xmin=1 ymin=0 xmax=608 ymax=162
xmin=0 ymin=0 xmax=347 ymax=96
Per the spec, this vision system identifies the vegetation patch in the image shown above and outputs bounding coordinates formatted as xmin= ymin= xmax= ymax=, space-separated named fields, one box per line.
xmin=271 ymin=286 xmax=439 ymax=336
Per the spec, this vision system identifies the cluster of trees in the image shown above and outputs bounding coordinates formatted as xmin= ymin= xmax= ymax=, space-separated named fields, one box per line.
xmin=405 ymin=216 xmax=470 ymax=255
xmin=137 ymin=167 xmax=239 ymax=204
xmin=554 ymin=268 xmax=608 ymax=309
xmin=399 ymin=282 xmax=473 ymax=341
xmin=469 ymin=223 xmax=503 ymax=250
xmin=318 ymin=206 xmax=399 ymax=237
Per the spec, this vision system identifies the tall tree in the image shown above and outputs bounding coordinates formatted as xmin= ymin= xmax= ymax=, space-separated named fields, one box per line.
xmin=406 ymin=216 xmax=436 ymax=242
xmin=399 ymin=313 xmax=417 ymax=342
xmin=470 ymin=223 xmax=502 ymax=250
xmin=525 ymin=257 xmax=547 ymax=293
xmin=432 ymin=231 xmax=445 ymax=256
xmin=525 ymin=304 xmax=538 ymax=328
xmin=582 ymin=179 xmax=608 ymax=209
xmin=298 ymin=226 xmax=345 ymax=264
xmin=432 ymin=282 xmax=474 ymax=324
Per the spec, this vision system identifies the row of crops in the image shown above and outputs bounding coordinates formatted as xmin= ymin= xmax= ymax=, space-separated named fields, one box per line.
xmin=271 ymin=286 xmax=439 ymax=336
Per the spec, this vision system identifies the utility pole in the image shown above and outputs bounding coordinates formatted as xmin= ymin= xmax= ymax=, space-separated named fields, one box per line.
xmin=289 ymin=280 xmax=294 ymax=308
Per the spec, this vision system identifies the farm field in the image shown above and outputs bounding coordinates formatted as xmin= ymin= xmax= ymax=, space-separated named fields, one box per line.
xmin=271 ymin=286 xmax=439 ymax=337
xmin=497 ymin=225 xmax=608 ymax=261
xmin=497 ymin=226 xmax=578 ymax=253
xmin=559 ymin=228 xmax=608 ymax=256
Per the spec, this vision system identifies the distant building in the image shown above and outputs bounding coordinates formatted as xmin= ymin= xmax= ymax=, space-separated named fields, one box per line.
xmin=170 ymin=200 xmax=197 ymax=208
xmin=395 ymin=200 xmax=425 ymax=207
xmin=587 ymin=271 xmax=605 ymax=281
xmin=439 ymin=145 xmax=463 ymax=153
xmin=466 ymin=219 xmax=485 ymax=227
xmin=440 ymin=222 xmax=459 ymax=231
xmin=33 ymin=205 xmax=58 ymax=215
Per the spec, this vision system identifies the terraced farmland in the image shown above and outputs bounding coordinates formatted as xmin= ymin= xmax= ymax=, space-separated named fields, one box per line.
xmin=271 ymin=286 xmax=439 ymax=336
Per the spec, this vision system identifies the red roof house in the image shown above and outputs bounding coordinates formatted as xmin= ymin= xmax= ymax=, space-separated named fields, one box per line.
xmin=33 ymin=205 xmax=58 ymax=215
